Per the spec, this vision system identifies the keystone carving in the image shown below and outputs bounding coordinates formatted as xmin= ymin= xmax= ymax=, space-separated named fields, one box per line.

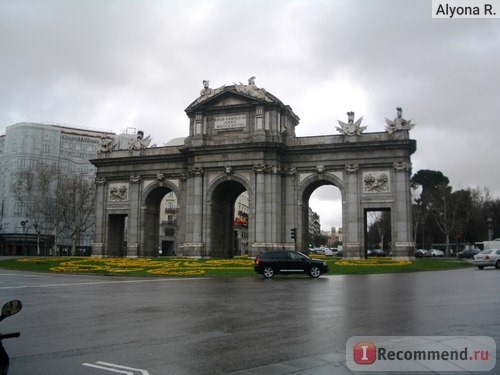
xmin=224 ymin=165 xmax=233 ymax=175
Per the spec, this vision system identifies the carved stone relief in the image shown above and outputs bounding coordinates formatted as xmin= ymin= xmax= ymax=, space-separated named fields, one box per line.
xmin=363 ymin=171 xmax=390 ymax=193
xmin=109 ymin=183 xmax=129 ymax=202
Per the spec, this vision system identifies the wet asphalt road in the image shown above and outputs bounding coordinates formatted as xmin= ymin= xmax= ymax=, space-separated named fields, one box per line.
xmin=0 ymin=267 xmax=499 ymax=374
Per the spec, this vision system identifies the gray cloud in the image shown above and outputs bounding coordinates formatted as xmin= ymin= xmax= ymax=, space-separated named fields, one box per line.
xmin=1 ymin=0 xmax=499 ymax=230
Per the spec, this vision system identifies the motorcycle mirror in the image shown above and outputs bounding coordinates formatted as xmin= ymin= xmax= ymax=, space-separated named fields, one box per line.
xmin=0 ymin=300 xmax=22 ymax=321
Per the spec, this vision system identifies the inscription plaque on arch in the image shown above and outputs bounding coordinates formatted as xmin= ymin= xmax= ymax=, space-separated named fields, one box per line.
xmin=214 ymin=114 xmax=246 ymax=130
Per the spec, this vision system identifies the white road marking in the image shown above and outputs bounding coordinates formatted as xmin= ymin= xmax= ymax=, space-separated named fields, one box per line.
xmin=0 ymin=276 xmax=207 ymax=290
xmin=82 ymin=361 xmax=149 ymax=374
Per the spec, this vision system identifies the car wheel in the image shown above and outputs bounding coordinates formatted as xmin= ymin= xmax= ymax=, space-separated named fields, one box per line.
xmin=309 ymin=266 xmax=321 ymax=278
xmin=263 ymin=266 xmax=275 ymax=278
xmin=477 ymin=265 xmax=484 ymax=270
xmin=495 ymin=261 xmax=500 ymax=269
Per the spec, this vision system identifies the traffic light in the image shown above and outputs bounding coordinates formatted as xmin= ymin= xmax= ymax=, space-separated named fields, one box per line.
xmin=291 ymin=228 xmax=296 ymax=239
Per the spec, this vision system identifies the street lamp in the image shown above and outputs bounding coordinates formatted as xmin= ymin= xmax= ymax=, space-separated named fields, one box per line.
xmin=487 ymin=218 xmax=493 ymax=241
xmin=20 ymin=220 xmax=28 ymax=256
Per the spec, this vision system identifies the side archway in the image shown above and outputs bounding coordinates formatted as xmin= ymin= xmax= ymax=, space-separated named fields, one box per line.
xmin=140 ymin=181 xmax=182 ymax=257
xmin=207 ymin=176 xmax=251 ymax=258
xmin=299 ymin=174 xmax=344 ymax=251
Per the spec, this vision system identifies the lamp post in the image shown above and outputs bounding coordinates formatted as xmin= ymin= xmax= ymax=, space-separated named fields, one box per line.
xmin=487 ymin=218 xmax=493 ymax=241
xmin=20 ymin=220 xmax=28 ymax=256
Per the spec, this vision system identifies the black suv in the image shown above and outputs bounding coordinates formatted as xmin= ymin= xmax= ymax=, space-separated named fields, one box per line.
xmin=254 ymin=250 xmax=329 ymax=278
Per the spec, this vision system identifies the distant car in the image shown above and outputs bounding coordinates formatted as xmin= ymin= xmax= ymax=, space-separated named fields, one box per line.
xmin=429 ymin=249 xmax=444 ymax=257
xmin=473 ymin=249 xmax=500 ymax=270
xmin=415 ymin=249 xmax=431 ymax=258
xmin=332 ymin=248 xmax=343 ymax=257
xmin=254 ymin=250 xmax=329 ymax=278
xmin=458 ymin=248 xmax=481 ymax=259
xmin=310 ymin=247 xmax=333 ymax=256
xmin=368 ymin=249 xmax=385 ymax=257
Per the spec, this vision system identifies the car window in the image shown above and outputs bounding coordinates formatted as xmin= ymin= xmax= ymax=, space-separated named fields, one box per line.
xmin=289 ymin=252 xmax=302 ymax=260
xmin=269 ymin=251 xmax=286 ymax=259
xmin=479 ymin=250 xmax=493 ymax=254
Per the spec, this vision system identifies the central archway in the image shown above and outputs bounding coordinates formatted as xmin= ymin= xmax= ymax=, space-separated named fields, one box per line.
xmin=209 ymin=180 xmax=247 ymax=258
xmin=300 ymin=177 xmax=344 ymax=252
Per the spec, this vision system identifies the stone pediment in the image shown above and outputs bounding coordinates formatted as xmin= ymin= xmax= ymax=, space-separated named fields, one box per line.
xmin=185 ymin=78 xmax=282 ymax=113
xmin=210 ymin=94 xmax=252 ymax=108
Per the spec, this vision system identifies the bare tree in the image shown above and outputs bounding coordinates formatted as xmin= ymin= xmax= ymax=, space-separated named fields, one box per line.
xmin=56 ymin=175 xmax=95 ymax=256
xmin=11 ymin=162 xmax=95 ymax=256
xmin=367 ymin=211 xmax=391 ymax=251
xmin=11 ymin=162 xmax=58 ymax=255
xmin=429 ymin=186 xmax=457 ymax=255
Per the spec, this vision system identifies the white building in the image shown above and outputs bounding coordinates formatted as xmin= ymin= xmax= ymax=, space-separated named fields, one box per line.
xmin=233 ymin=191 xmax=249 ymax=255
xmin=0 ymin=122 xmax=117 ymax=255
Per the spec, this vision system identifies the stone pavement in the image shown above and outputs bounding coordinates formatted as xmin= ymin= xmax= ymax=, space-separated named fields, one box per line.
xmin=228 ymin=352 xmax=351 ymax=375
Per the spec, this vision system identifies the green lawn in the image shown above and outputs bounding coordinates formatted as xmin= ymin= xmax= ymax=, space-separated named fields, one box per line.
xmin=0 ymin=256 xmax=472 ymax=277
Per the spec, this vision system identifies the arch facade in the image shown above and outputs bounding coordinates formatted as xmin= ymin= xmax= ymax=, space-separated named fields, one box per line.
xmin=91 ymin=80 xmax=417 ymax=259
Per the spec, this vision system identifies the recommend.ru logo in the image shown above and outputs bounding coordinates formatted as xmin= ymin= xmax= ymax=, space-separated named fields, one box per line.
xmin=346 ymin=336 xmax=496 ymax=372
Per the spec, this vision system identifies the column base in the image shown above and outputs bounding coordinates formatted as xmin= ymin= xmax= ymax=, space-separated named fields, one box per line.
xmin=344 ymin=242 xmax=362 ymax=259
xmin=178 ymin=243 xmax=205 ymax=257
xmin=91 ymin=243 xmax=104 ymax=257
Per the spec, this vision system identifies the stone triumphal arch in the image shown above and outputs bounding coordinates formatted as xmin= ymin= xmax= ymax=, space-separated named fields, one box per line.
xmin=91 ymin=78 xmax=417 ymax=259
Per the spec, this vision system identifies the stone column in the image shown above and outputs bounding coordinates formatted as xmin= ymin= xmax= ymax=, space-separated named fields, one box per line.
xmin=92 ymin=177 xmax=107 ymax=257
xmin=344 ymin=164 xmax=361 ymax=258
xmin=192 ymin=168 xmax=204 ymax=243
xmin=283 ymin=166 xmax=297 ymax=251
xmin=392 ymin=161 xmax=414 ymax=259
xmin=251 ymin=163 xmax=267 ymax=256
xmin=180 ymin=167 xmax=204 ymax=256
xmin=127 ymin=175 xmax=141 ymax=257
xmin=266 ymin=165 xmax=277 ymax=244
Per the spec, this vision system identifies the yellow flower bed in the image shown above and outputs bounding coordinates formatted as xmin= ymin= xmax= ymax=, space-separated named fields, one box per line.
xmin=147 ymin=268 xmax=206 ymax=276
xmin=17 ymin=256 xmax=254 ymax=276
xmin=336 ymin=258 xmax=411 ymax=267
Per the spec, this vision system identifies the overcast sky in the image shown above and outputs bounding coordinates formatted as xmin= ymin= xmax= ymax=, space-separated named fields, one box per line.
xmin=1 ymin=0 xmax=499 ymax=231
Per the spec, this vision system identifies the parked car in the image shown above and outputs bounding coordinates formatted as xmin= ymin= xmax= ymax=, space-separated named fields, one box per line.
xmin=458 ymin=248 xmax=481 ymax=259
xmin=329 ymin=248 xmax=343 ymax=257
xmin=254 ymin=250 xmax=329 ymax=278
xmin=415 ymin=249 xmax=431 ymax=258
xmin=368 ymin=249 xmax=385 ymax=257
xmin=310 ymin=247 xmax=333 ymax=256
xmin=473 ymin=249 xmax=500 ymax=269
xmin=429 ymin=249 xmax=444 ymax=257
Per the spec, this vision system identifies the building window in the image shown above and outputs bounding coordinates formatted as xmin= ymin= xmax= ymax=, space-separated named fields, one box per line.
xmin=14 ymin=202 xmax=27 ymax=215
